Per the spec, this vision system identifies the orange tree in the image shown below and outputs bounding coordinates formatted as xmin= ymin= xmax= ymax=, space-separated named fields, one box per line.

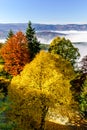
xmin=1 ymin=31 xmax=30 ymax=76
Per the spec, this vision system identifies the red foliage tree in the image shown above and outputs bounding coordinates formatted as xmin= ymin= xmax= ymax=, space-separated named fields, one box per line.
xmin=1 ymin=31 xmax=30 ymax=76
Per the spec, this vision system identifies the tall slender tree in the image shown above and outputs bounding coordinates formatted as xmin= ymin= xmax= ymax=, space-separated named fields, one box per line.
xmin=26 ymin=21 xmax=40 ymax=60
xmin=7 ymin=29 xmax=14 ymax=40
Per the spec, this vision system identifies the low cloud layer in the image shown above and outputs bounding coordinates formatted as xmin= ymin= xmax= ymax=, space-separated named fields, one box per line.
xmin=0 ymin=39 xmax=6 ymax=43
xmin=61 ymin=31 xmax=87 ymax=42
xmin=37 ymin=31 xmax=87 ymax=44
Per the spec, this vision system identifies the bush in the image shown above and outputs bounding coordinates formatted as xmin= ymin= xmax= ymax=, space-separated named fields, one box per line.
xmin=0 ymin=78 xmax=10 ymax=96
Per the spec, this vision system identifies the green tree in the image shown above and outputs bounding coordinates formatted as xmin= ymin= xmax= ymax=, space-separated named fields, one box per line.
xmin=0 ymin=43 xmax=4 ymax=65
xmin=0 ymin=77 xmax=10 ymax=96
xmin=7 ymin=29 xmax=14 ymax=40
xmin=0 ymin=92 xmax=15 ymax=130
xmin=79 ymin=79 xmax=87 ymax=118
xmin=48 ymin=36 xmax=80 ymax=67
xmin=26 ymin=21 xmax=40 ymax=60
xmin=8 ymin=51 xmax=75 ymax=130
xmin=71 ymin=55 xmax=87 ymax=118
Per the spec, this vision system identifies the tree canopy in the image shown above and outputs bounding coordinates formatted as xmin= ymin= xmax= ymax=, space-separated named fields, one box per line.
xmin=48 ymin=36 xmax=80 ymax=67
xmin=8 ymin=51 xmax=75 ymax=130
xmin=1 ymin=31 xmax=30 ymax=76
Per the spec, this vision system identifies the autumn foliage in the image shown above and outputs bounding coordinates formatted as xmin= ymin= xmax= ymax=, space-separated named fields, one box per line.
xmin=48 ymin=36 xmax=80 ymax=67
xmin=8 ymin=51 xmax=75 ymax=129
xmin=1 ymin=31 xmax=30 ymax=76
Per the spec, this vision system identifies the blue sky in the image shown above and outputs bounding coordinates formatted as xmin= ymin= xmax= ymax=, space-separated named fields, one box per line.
xmin=0 ymin=0 xmax=87 ymax=24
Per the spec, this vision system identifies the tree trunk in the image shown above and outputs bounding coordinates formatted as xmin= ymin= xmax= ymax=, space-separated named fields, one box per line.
xmin=39 ymin=105 xmax=48 ymax=130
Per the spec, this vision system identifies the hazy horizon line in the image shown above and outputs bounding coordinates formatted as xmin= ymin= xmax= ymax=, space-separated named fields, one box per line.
xmin=0 ymin=22 xmax=87 ymax=25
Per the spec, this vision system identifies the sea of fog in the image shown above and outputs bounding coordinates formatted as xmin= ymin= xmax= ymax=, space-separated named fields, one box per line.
xmin=74 ymin=43 xmax=87 ymax=61
xmin=57 ymin=30 xmax=87 ymax=43
xmin=0 ymin=31 xmax=87 ymax=61
xmin=59 ymin=31 xmax=87 ymax=61
xmin=0 ymin=39 xmax=6 ymax=43
xmin=38 ymin=31 xmax=87 ymax=61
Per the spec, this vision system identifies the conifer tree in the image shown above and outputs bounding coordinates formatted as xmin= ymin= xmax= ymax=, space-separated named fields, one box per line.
xmin=7 ymin=29 xmax=14 ymax=40
xmin=26 ymin=21 xmax=40 ymax=60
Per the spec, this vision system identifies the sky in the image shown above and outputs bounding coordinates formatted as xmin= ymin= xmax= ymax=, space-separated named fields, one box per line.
xmin=0 ymin=0 xmax=87 ymax=24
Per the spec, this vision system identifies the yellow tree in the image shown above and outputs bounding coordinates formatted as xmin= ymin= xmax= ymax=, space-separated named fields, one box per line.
xmin=8 ymin=51 xmax=75 ymax=130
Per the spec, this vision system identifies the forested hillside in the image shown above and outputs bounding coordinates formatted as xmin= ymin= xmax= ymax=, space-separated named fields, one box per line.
xmin=0 ymin=21 xmax=87 ymax=130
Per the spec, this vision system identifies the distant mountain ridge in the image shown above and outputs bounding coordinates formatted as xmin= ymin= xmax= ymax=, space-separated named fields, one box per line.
xmin=0 ymin=23 xmax=87 ymax=33
xmin=0 ymin=23 xmax=87 ymax=43
xmin=34 ymin=24 xmax=87 ymax=31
